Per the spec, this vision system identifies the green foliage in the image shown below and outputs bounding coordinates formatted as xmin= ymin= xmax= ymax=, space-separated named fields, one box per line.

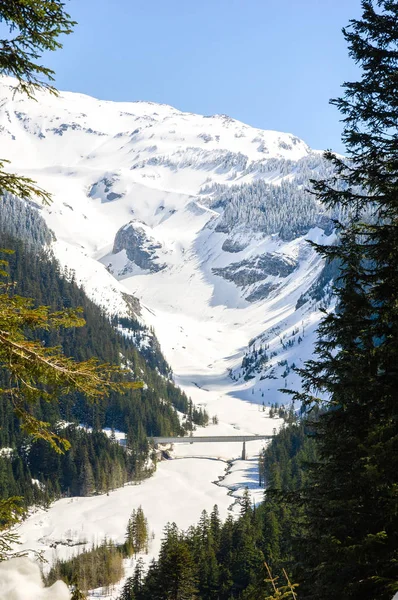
xmin=116 ymin=422 xmax=315 ymax=600
xmin=0 ymin=496 xmax=24 ymax=560
xmin=192 ymin=406 xmax=209 ymax=428
xmin=285 ymin=1 xmax=398 ymax=597
xmin=0 ymin=0 xmax=75 ymax=97
xmin=0 ymin=270 xmax=134 ymax=452
xmin=263 ymin=563 xmax=298 ymax=600
xmin=0 ymin=0 xmax=148 ymax=573
xmin=47 ymin=511 xmax=150 ymax=594
xmin=125 ymin=506 xmax=149 ymax=556
xmin=0 ymin=0 xmax=112 ymax=455
xmin=29 ymin=426 xmax=141 ymax=497
xmin=0 ymin=160 xmax=52 ymax=207
xmin=46 ymin=538 xmax=124 ymax=593
xmin=119 ymin=503 xmax=265 ymax=600
xmin=156 ymin=523 xmax=198 ymax=600
xmin=0 ymin=1 xmax=75 ymax=208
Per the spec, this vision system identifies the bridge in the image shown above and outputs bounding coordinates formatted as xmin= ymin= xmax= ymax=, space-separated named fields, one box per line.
xmin=151 ymin=434 xmax=274 ymax=460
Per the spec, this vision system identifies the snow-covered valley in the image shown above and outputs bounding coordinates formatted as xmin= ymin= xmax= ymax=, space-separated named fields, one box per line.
xmin=0 ymin=75 xmax=334 ymax=400
xmin=0 ymin=76 xmax=337 ymax=597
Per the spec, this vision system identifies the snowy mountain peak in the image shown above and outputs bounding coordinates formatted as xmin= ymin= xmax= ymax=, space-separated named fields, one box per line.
xmin=0 ymin=76 xmax=310 ymax=171
xmin=0 ymin=76 xmax=334 ymax=408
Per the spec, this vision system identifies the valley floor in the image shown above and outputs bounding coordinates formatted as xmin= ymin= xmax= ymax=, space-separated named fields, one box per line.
xmin=15 ymin=337 xmax=281 ymax=599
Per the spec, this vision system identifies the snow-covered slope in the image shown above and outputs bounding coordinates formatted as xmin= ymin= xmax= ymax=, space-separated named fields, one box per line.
xmin=0 ymin=76 xmax=334 ymax=412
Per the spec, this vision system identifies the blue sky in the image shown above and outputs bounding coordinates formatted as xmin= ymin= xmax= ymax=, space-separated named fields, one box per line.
xmin=46 ymin=0 xmax=362 ymax=153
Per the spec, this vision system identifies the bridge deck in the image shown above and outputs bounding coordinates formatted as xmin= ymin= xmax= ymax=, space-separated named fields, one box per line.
xmin=152 ymin=435 xmax=274 ymax=444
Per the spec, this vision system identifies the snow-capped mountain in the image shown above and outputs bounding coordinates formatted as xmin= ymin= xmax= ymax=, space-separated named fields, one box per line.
xmin=0 ymin=76 xmax=335 ymax=408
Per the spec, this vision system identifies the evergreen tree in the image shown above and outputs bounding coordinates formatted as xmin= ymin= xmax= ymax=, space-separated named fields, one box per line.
xmin=141 ymin=560 xmax=162 ymax=600
xmin=0 ymin=1 xmax=75 ymax=204
xmin=125 ymin=509 xmax=137 ymax=556
xmin=125 ymin=507 xmax=149 ymax=556
xmin=157 ymin=523 xmax=198 ymax=600
xmin=119 ymin=576 xmax=135 ymax=600
xmin=79 ymin=448 xmax=95 ymax=496
xmin=0 ymin=1 xmax=140 ymax=552
xmin=135 ymin=506 xmax=149 ymax=553
xmin=47 ymin=538 xmax=124 ymax=592
xmin=0 ymin=228 xmax=189 ymax=514
xmin=209 ymin=505 xmax=221 ymax=548
xmin=71 ymin=586 xmax=87 ymax=600
xmin=240 ymin=487 xmax=252 ymax=518
xmin=132 ymin=557 xmax=145 ymax=600
xmin=287 ymin=1 xmax=398 ymax=598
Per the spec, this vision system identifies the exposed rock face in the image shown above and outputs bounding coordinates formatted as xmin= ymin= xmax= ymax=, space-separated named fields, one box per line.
xmin=221 ymin=238 xmax=248 ymax=253
xmin=245 ymin=282 xmax=279 ymax=303
xmin=212 ymin=253 xmax=297 ymax=287
xmin=89 ymin=176 xmax=123 ymax=203
xmin=295 ymin=256 xmax=340 ymax=309
xmin=113 ymin=223 xmax=166 ymax=273
xmin=106 ymin=191 xmax=123 ymax=202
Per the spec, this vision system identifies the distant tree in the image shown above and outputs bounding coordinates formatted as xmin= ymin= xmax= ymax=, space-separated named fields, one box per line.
xmin=125 ymin=507 xmax=149 ymax=556
xmin=240 ymin=487 xmax=252 ymax=518
xmin=125 ymin=509 xmax=137 ymax=556
xmin=135 ymin=506 xmax=149 ymax=553
xmin=79 ymin=449 xmax=95 ymax=496
xmin=157 ymin=523 xmax=198 ymax=600
xmin=132 ymin=557 xmax=145 ymax=599
xmin=210 ymin=505 xmax=221 ymax=547
xmin=71 ymin=586 xmax=87 ymax=600
xmin=46 ymin=539 xmax=124 ymax=592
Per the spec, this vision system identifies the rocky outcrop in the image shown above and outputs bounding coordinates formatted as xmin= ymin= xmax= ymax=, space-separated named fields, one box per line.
xmin=89 ymin=176 xmax=123 ymax=203
xmin=221 ymin=238 xmax=248 ymax=253
xmin=113 ymin=223 xmax=166 ymax=273
xmin=245 ymin=282 xmax=279 ymax=303
xmin=212 ymin=253 xmax=297 ymax=287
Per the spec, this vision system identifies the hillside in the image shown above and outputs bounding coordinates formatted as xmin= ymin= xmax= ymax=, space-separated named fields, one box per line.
xmin=0 ymin=202 xmax=197 ymax=510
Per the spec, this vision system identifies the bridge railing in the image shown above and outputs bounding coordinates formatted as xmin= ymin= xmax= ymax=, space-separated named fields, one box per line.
xmin=151 ymin=435 xmax=274 ymax=444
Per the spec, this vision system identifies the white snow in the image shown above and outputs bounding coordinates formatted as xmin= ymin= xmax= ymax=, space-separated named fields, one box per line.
xmin=0 ymin=558 xmax=70 ymax=600
xmin=0 ymin=447 xmax=14 ymax=458
xmin=31 ymin=479 xmax=45 ymax=491
xmin=14 ymin=458 xmax=239 ymax=566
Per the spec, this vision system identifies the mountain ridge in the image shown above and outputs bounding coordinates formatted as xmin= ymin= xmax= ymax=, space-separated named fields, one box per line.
xmin=0 ymin=76 xmax=335 ymax=410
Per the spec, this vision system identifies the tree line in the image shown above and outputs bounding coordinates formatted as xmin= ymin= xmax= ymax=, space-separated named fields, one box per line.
xmin=46 ymin=506 xmax=150 ymax=594
xmin=117 ymin=419 xmax=317 ymax=600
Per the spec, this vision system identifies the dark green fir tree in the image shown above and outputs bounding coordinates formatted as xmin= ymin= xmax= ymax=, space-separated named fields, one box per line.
xmin=287 ymin=1 xmax=398 ymax=598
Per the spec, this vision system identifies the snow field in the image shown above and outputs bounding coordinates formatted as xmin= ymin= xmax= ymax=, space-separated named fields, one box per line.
xmin=15 ymin=458 xmax=236 ymax=567
xmin=0 ymin=558 xmax=70 ymax=600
